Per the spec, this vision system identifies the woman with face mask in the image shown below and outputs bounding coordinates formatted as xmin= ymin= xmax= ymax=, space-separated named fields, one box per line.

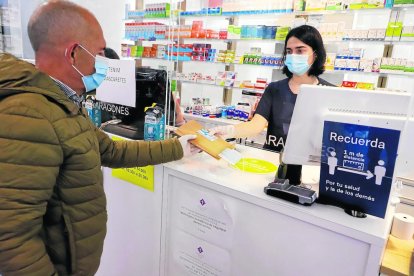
xmin=209 ymin=25 xmax=334 ymax=183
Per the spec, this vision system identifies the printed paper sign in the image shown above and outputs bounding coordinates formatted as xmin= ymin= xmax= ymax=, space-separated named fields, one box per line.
xmin=319 ymin=121 xmax=400 ymax=218
xmin=96 ymin=59 xmax=136 ymax=107
xmin=170 ymin=184 xmax=234 ymax=249
xmin=111 ymin=136 xmax=154 ymax=191
xmin=169 ymin=230 xmax=231 ymax=276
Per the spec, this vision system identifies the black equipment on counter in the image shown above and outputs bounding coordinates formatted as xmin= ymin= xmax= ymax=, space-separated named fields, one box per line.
xmin=100 ymin=67 xmax=175 ymax=140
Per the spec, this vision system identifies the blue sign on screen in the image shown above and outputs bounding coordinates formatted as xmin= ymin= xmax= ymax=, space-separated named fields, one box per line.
xmin=319 ymin=121 xmax=400 ymax=218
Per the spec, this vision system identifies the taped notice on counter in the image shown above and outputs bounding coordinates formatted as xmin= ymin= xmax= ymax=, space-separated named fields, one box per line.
xmin=169 ymin=230 xmax=231 ymax=276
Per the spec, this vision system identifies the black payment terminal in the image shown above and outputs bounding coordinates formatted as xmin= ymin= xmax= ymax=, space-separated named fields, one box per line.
xmin=264 ymin=179 xmax=317 ymax=206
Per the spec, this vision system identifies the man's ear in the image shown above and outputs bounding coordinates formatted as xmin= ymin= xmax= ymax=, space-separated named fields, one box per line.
xmin=64 ymin=43 xmax=79 ymax=65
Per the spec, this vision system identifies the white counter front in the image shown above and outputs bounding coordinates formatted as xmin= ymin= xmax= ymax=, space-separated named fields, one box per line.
xmin=160 ymin=145 xmax=394 ymax=276
xmin=97 ymin=143 xmax=394 ymax=276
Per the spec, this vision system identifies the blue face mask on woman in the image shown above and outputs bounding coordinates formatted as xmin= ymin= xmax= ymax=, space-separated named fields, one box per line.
xmin=68 ymin=44 xmax=109 ymax=92
xmin=284 ymin=54 xmax=312 ymax=76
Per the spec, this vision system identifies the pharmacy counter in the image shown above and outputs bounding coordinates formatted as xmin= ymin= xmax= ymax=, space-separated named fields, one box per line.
xmin=160 ymin=145 xmax=394 ymax=276
xmin=96 ymin=164 xmax=165 ymax=276
xmin=97 ymin=141 xmax=394 ymax=276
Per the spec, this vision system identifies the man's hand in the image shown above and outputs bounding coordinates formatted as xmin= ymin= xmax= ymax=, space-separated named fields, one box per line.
xmin=178 ymin=135 xmax=199 ymax=157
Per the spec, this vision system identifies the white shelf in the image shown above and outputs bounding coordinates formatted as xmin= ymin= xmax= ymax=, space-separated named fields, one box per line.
xmin=125 ymin=57 xmax=414 ymax=77
xmin=128 ymin=38 xmax=414 ymax=47
xmin=325 ymin=70 xmax=414 ymax=77
xmin=176 ymin=79 xmax=265 ymax=93
xmin=130 ymin=5 xmax=414 ymax=21
xmin=131 ymin=56 xmax=281 ymax=68
xmin=179 ymin=7 xmax=397 ymax=19
xmin=183 ymin=113 xmax=241 ymax=125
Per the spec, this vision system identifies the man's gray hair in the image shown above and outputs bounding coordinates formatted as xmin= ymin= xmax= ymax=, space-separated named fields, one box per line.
xmin=28 ymin=1 xmax=91 ymax=52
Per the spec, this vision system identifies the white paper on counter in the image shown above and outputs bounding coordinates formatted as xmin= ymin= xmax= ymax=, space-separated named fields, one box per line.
xmin=170 ymin=230 xmax=231 ymax=276
xmin=96 ymin=59 xmax=136 ymax=107
xmin=170 ymin=183 xmax=234 ymax=249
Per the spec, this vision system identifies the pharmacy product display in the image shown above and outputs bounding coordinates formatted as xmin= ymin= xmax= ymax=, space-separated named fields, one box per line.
xmin=123 ymin=1 xmax=414 ymax=138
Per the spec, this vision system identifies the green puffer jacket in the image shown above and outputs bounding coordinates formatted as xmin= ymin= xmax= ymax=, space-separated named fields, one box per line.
xmin=0 ymin=53 xmax=183 ymax=276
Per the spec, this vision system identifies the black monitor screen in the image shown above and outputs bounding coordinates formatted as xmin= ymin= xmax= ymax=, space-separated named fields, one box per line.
xmin=99 ymin=67 xmax=175 ymax=139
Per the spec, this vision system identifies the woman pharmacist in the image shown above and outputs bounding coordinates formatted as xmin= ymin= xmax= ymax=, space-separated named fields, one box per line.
xmin=210 ymin=25 xmax=334 ymax=184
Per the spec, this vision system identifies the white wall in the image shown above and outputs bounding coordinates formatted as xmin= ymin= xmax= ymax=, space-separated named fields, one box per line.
xmin=70 ymin=0 xmax=135 ymax=55
xmin=21 ymin=0 xmax=135 ymax=58
xmin=20 ymin=0 xmax=45 ymax=59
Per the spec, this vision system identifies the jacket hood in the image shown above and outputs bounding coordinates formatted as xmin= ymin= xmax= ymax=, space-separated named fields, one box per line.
xmin=0 ymin=53 xmax=79 ymax=114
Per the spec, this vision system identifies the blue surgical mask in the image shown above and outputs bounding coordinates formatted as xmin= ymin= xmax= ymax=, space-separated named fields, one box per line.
xmin=69 ymin=44 xmax=109 ymax=92
xmin=284 ymin=54 xmax=312 ymax=76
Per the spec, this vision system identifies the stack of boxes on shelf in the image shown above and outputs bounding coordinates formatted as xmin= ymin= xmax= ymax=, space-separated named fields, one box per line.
xmin=394 ymin=0 xmax=414 ymax=6
xmin=177 ymin=0 xmax=413 ymax=16
xmin=216 ymin=50 xmax=235 ymax=63
xmin=166 ymin=44 xmax=194 ymax=61
xmin=295 ymin=0 xmax=393 ymax=11
xmin=332 ymin=48 xmax=366 ymax=72
xmin=125 ymin=20 xmax=292 ymax=42
xmin=124 ymin=20 xmax=414 ymax=44
xmin=215 ymin=71 xmax=238 ymax=87
xmin=144 ymin=3 xmax=170 ymax=18
xmin=220 ymin=0 xmax=294 ymax=14
xmin=319 ymin=22 xmax=387 ymax=42
xmin=328 ymin=46 xmax=414 ymax=74
xmin=124 ymin=42 xmax=407 ymax=74
xmin=342 ymin=28 xmax=386 ymax=41
xmin=242 ymin=48 xmax=283 ymax=67
xmin=193 ymin=44 xmax=216 ymax=62
xmin=180 ymin=7 xmax=222 ymax=16
xmin=121 ymin=41 xmax=285 ymax=69
xmin=380 ymin=58 xmax=414 ymax=73
xmin=340 ymin=80 xmax=408 ymax=92
xmin=122 ymin=44 xmax=167 ymax=59
xmin=191 ymin=20 xmax=223 ymax=39
xmin=310 ymin=23 xmax=414 ymax=43
xmin=239 ymin=25 xmax=277 ymax=40
xmin=227 ymin=24 xmax=291 ymax=41
xmin=123 ymin=0 xmax=414 ymax=22
xmin=341 ymin=81 xmax=375 ymax=90
xmin=174 ymin=71 xmax=268 ymax=92
xmin=126 ymin=10 xmax=145 ymax=20
xmin=124 ymin=22 xmax=167 ymax=41
xmin=386 ymin=21 xmax=414 ymax=42
xmin=184 ymin=89 xmax=263 ymax=122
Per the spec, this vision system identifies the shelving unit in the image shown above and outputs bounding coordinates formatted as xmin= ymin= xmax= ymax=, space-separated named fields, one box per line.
xmin=125 ymin=1 xmax=414 ymax=126
xmin=133 ymin=37 xmax=414 ymax=45
xmin=124 ymin=55 xmax=414 ymax=77
xmin=0 ymin=0 xmax=23 ymax=57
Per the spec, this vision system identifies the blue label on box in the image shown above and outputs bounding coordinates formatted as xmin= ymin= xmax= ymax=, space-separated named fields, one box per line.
xmin=319 ymin=121 xmax=400 ymax=218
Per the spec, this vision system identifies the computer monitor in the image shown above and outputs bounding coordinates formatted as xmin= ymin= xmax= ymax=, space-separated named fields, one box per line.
xmin=283 ymin=85 xmax=414 ymax=181
xmin=282 ymin=85 xmax=413 ymax=217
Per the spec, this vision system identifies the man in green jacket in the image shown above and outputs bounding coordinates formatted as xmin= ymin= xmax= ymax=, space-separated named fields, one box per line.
xmin=0 ymin=1 xmax=196 ymax=275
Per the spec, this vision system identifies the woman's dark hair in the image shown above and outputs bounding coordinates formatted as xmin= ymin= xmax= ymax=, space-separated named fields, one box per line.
xmin=104 ymin=47 xmax=120 ymax=60
xmin=282 ymin=25 xmax=326 ymax=78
